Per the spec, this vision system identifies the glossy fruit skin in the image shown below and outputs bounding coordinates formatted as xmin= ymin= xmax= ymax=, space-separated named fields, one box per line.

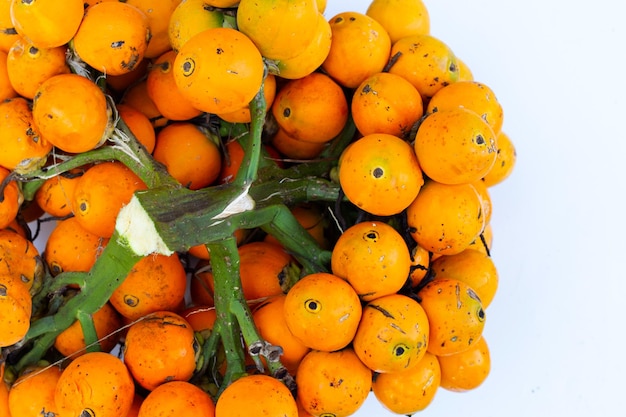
xmin=123 ymin=311 xmax=197 ymax=391
xmin=54 ymin=351 xmax=136 ymax=417
xmin=168 ymin=0 xmax=224 ymax=52
xmin=0 ymin=228 xmax=43 ymax=291
xmin=331 ymin=221 xmax=411 ymax=302
xmin=438 ymin=335 xmax=491 ymax=391
xmin=173 ymin=27 xmax=265 ymax=114
xmin=352 ymin=293 xmax=430 ymax=373
xmin=71 ymin=161 xmax=147 ymax=238
xmin=0 ymin=167 xmax=20 ymax=229
xmin=34 ymin=169 xmax=83 ymax=218
xmin=253 ymin=295 xmax=311 ymax=374
xmin=351 ymin=71 xmax=423 ymax=138
xmin=0 ymin=97 xmax=51 ymax=173
xmin=8 ymin=364 xmax=62 ymax=417
xmin=238 ymin=241 xmax=295 ymax=300
xmin=296 ymin=348 xmax=372 ymax=417
xmin=117 ymin=103 xmax=156 ymax=153
xmin=482 ymin=130 xmax=517 ymax=187
xmin=147 ymin=50 xmax=203 ymax=121
xmin=427 ymin=80 xmax=505 ymax=135
xmin=413 ymin=108 xmax=498 ymax=185
xmin=32 ymin=73 xmax=111 ymax=154
xmin=109 ymin=253 xmax=187 ymax=320
xmin=54 ymin=302 xmax=123 ymax=358
xmin=322 ymin=11 xmax=391 ymax=89
xmin=44 ymin=216 xmax=109 ymax=275
xmin=275 ymin=13 xmax=332 ymax=80
xmin=388 ymin=34 xmax=459 ymax=98
xmin=152 ymin=122 xmax=222 ymax=190
xmin=406 ymin=180 xmax=484 ymax=255
xmin=216 ymin=374 xmax=297 ymax=417
xmin=431 ymin=248 xmax=499 ymax=308
xmin=125 ymin=0 xmax=181 ymax=59
xmin=366 ymin=0 xmax=430 ymax=43
xmin=72 ymin=1 xmax=151 ymax=76
xmin=0 ymin=50 xmax=17 ymax=101
xmin=10 ymin=0 xmax=84 ymax=48
xmin=418 ymin=278 xmax=486 ymax=356
xmin=338 ymin=133 xmax=424 ymax=216
xmin=283 ymin=272 xmax=362 ymax=352
xmin=371 ymin=351 xmax=441 ymax=414
xmin=0 ymin=273 xmax=31 ymax=347
xmin=6 ymin=37 xmax=70 ymax=99
xmin=272 ymin=72 xmax=348 ymax=144
xmin=236 ymin=0 xmax=319 ymax=61
xmin=138 ymin=381 xmax=216 ymax=417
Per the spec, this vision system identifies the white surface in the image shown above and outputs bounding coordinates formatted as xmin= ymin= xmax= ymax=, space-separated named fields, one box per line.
xmin=323 ymin=0 xmax=626 ymax=416
xmin=28 ymin=1 xmax=626 ymax=416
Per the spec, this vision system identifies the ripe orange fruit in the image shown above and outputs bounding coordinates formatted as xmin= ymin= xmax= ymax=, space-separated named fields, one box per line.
xmin=32 ymin=73 xmax=112 ymax=154
xmin=352 ymin=293 xmax=430 ymax=373
xmin=109 ymin=253 xmax=187 ymax=320
xmin=55 ymin=351 xmax=135 ymax=417
xmin=120 ymin=79 xmax=168 ymax=128
xmin=406 ymin=180 xmax=484 ymax=255
xmin=34 ymin=168 xmax=83 ymax=218
xmin=338 ymin=133 xmax=423 ymax=216
xmin=123 ymin=311 xmax=197 ymax=391
xmin=216 ymin=374 xmax=298 ymax=417
xmin=73 ymin=1 xmax=151 ymax=76
xmin=457 ymin=57 xmax=474 ymax=81
xmin=272 ymin=72 xmax=348 ymax=144
xmin=236 ymin=0 xmax=319 ymax=61
xmin=106 ymin=57 xmax=150 ymax=95
xmin=351 ymin=71 xmax=423 ymax=138
xmin=217 ymin=73 xmax=277 ymax=124
xmin=10 ymin=0 xmax=84 ymax=48
xmin=168 ymin=0 xmax=225 ymax=52
xmin=331 ymin=221 xmax=411 ymax=301
xmin=253 ymin=295 xmax=311 ymax=374
xmin=0 ymin=0 xmax=19 ymax=53
xmin=153 ymin=122 xmax=222 ymax=190
xmin=0 ymin=166 xmax=20 ymax=229
xmin=414 ymin=108 xmax=498 ymax=185
xmin=283 ymin=272 xmax=362 ymax=352
xmin=8 ymin=364 xmax=62 ymax=417
xmin=0 ymin=96 xmax=51 ymax=173
xmin=482 ymin=130 xmax=517 ymax=187
xmin=418 ymin=278 xmax=486 ymax=356
xmin=270 ymin=127 xmax=326 ymax=160
xmin=322 ymin=11 xmax=391 ymax=89
xmin=431 ymin=248 xmax=499 ymax=308
xmin=54 ymin=302 xmax=123 ymax=358
xmin=5 ymin=37 xmax=69 ymax=99
xmin=125 ymin=0 xmax=181 ymax=59
xmin=274 ymin=12 xmax=332 ymax=80
xmin=366 ymin=0 xmax=430 ymax=43
xmin=296 ymin=348 xmax=372 ymax=417
xmin=238 ymin=241 xmax=295 ymax=301
xmin=427 ymin=80 xmax=504 ymax=135
xmin=0 ymin=273 xmax=31 ymax=347
xmin=146 ymin=50 xmax=203 ymax=121
xmin=71 ymin=161 xmax=147 ymax=238
xmin=139 ymin=381 xmax=216 ymax=417
xmin=388 ymin=34 xmax=459 ymax=98
xmin=408 ymin=243 xmax=430 ymax=288
xmin=0 ymin=228 xmax=43 ymax=291
xmin=117 ymin=103 xmax=156 ymax=153
xmin=438 ymin=335 xmax=491 ymax=391
xmin=0 ymin=50 xmax=17 ymax=101
xmin=371 ymin=351 xmax=441 ymax=414
xmin=173 ymin=27 xmax=264 ymax=114
xmin=44 ymin=216 xmax=108 ymax=276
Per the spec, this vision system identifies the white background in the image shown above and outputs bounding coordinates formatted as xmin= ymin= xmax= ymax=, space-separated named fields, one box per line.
xmin=28 ymin=1 xmax=626 ymax=416
xmin=320 ymin=0 xmax=626 ymax=416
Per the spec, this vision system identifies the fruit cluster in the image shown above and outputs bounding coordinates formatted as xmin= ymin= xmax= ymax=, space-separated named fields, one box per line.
xmin=0 ymin=0 xmax=516 ymax=416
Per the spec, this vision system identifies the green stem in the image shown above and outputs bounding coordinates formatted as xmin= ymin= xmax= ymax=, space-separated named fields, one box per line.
xmin=17 ymin=232 xmax=144 ymax=370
